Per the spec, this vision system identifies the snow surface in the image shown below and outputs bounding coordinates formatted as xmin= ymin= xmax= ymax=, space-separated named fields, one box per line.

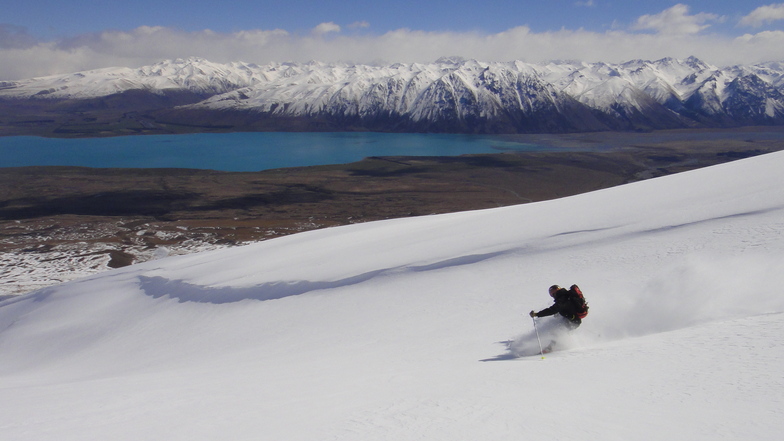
xmin=2 ymin=150 xmax=784 ymax=440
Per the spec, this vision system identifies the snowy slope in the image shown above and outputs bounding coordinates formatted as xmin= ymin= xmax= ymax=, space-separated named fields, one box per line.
xmin=1 ymin=151 xmax=784 ymax=440
xmin=0 ymin=58 xmax=267 ymax=99
xmin=3 ymin=56 xmax=784 ymax=132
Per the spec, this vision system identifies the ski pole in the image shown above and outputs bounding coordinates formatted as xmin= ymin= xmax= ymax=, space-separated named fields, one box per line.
xmin=532 ymin=316 xmax=545 ymax=358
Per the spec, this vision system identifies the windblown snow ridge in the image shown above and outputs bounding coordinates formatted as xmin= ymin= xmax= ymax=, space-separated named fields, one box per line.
xmin=3 ymin=56 xmax=784 ymax=133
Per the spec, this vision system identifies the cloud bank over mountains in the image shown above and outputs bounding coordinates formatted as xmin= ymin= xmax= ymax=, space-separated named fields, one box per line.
xmin=2 ymin=4 xmax=784 ymax=80
xmin=739 ymin=3 xmax=784 ymax=27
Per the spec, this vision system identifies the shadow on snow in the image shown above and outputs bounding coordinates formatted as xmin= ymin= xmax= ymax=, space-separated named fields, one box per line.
xmin=137 ymin=250 xmax=511 ymax=304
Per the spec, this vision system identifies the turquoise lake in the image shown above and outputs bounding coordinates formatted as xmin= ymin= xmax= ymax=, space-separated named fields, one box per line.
xmin=0 ymin=132 xmax=554 ymax=172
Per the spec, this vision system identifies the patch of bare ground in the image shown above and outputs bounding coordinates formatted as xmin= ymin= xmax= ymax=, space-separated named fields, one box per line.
xmin=2 ymin=127 xmax=783 ymax=296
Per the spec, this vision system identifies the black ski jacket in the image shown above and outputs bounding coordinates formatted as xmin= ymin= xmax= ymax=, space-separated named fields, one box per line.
xmin=536 ymin=288 xmax=583 ymax=325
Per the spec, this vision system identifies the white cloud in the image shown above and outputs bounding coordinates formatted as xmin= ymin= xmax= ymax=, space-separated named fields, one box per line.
xmin=739 ymin=3 xmax=784 ymax=27
xmin=3 ymin=10 xmax=784 ymax=81
xmin=312 ymin=22 xmax=341 ymax=35
xmin=631 ymin=4 xmax=722 ymax=35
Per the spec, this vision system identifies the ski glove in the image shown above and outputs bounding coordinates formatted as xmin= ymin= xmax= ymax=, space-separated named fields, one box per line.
xmin=529 ymin=310 xmax=538 ymax=317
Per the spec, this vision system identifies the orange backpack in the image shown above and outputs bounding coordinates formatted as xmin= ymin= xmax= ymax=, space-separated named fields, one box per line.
xmin=569 ymin=285 xmax=589 ymax=319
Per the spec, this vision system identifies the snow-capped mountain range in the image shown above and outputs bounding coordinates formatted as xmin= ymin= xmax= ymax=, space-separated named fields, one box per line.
xmin=3 ymin=56 xmax=784 ymax=133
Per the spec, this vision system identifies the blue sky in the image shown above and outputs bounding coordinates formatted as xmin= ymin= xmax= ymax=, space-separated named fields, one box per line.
xmin=3 ymin=1 xmax=784 ymax=79
xmin=4 ymin=1 xmax=779 ymax=37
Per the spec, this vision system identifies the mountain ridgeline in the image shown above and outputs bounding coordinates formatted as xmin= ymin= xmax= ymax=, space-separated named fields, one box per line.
xmin=2 ymin=56 xmax=784 ymax=134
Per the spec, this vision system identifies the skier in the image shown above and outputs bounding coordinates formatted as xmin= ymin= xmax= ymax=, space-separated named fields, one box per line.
xmin=529 ymin=284 xmax=588 ymax=353
xmin=529 ymin=284 xmax=587 ymax=328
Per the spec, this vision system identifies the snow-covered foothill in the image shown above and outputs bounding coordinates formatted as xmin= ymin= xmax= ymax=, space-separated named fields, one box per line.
xmin=1 ymin=150 xmax=784 ymax=440
xmin=0 ymin=58 xmax=267 ymax=99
